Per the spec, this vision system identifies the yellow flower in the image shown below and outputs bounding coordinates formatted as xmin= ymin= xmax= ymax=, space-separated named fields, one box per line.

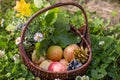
xmin=14 ymin=0 xmax=31 ymax=17
xmin=16 ymin=13 xmax=20 ymax=17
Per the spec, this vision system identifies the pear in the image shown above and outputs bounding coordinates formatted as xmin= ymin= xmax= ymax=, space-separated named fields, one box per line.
xmin=31 ymin=50 xmax=39 ymax=62
xmin=39 ymin=60 xmax=52 ymax=70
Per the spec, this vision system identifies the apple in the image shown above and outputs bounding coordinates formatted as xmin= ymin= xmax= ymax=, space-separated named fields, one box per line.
xmin=47 ymin=46 xmax=63 ymax=61
xmin=63 ymin=44 xmax=79 ymax=62
xmin=59 ymin=59 xmax=68 ymax=66
xmin=48 ymin=62 xmax=67 ymax=72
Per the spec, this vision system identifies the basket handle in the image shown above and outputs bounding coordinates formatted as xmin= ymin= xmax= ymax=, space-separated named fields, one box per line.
xmin=19 ymin=2 xmax=90 ymax=64
xmin=20 ymin=2 xmax=88 ymax=43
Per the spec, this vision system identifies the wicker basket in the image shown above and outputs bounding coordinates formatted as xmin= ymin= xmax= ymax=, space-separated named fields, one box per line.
xmin=19 ymin=2 xmax=92 ymax=80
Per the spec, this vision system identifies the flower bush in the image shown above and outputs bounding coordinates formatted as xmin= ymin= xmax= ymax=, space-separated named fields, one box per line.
xmin=0 ymin=0 xmax=120 ymax=80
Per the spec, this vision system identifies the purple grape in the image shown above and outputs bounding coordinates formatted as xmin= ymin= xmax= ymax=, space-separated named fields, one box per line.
xmin=67 ymin=59 xmax=82 ymax=71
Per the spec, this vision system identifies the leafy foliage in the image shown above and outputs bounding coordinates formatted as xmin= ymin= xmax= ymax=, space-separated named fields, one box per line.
xmin=87 ymin=35 xmax=120 ymax=79
xmin=0 ymin=34 xmax=35 ymax=80
xmin=51 ymin=11 xmax=81 ymax=48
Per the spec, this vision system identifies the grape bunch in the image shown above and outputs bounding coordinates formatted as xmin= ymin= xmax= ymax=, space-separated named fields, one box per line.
xmin=67 ymin=59 xmax=82 ymax=71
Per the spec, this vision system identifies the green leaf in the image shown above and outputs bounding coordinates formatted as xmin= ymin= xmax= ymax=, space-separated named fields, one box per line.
xmin=50 ymin=10 xmax=81 ymax=48
xmin=5 ymin=24 xmax=16 ymax=32
xmin=75 ymin=76 xmax=81 ymax=80
xmin=34 ymin=0 xmax=43 ymax=8
xmin=5 ymin=73 xmax=11 ymax=77
xmin=54 ymin=10 xmax=69 ymax=32
xmin=43 ymin=1 xmax=51 ymax=8
xmin=91 ymin=69 xmax=98 ymax=79
xmin=44 ymin=8 xmax=58 ymax=25
xmin=35 ymin=42 xmax=41 ymax=58
xmin=0 ymin=63 xmax=4 ymax=72
xmin=115 ymin=45 xmax=120 ymax=54
xmin=69 ymin=10 xmax=84 ymax=28
xmin=0 ymin=35 xmax=8 ymax=49
xmin=26 ymin=71 xmax=35 ymax=80
xmin=20 ymin=64 xmax=28 ymax=77
xmin=12 ymin=65 xmax=17 ymax=73
xmin=17 ymin=77 xmax=25 ymax=80
xmin=103 ymin=38 xmax=113 ymax=50
xmin=35 ymin=39 xmax=51 ymax=57
xmin=51 ymin=32 xmax=80 ymax=48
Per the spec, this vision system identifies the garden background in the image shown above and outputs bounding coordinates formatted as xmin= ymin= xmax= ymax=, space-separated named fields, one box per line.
xmin=0 ymin=0 xmax=120 ymax=80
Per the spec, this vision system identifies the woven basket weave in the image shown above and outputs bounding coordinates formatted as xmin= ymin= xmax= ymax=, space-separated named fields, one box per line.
xmin=19 ymin=2 xmax=92 ymax=80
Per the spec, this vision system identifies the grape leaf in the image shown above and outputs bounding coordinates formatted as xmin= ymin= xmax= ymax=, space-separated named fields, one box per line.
xmin=44 ymin=8 xmax=58 ymax=25
xmin=51 ymin=32 xmax=80 ymax=48
xmin=50 ymin=11 xmax=81 ymax=48
xmin=54 ymin=10 xmax=70 ymax=32
xmin=35 ymin=39 xmax=51 ymax=57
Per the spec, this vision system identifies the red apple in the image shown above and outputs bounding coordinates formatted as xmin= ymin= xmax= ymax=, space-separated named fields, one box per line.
xmin=48 ymin=62 xmax=67 ymax=72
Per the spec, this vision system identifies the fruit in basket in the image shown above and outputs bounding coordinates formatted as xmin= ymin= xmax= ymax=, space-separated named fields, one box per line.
xmin=47 ymin=46 xmax=63 ymax=61
xmin=74 ymin=46 xmax=89 ymax=63
xmin=63 ymin=44 xmax=79 ymax=62
xmin=67 ymin=59 xmax=82 ymax=71
xmin=39 ymin=60 xmax=52 ymax=70
xmin=31 ymin=50 xmax=39 ymax=62
xmin=35 ymin=56 xmax=45 ymax=64
xmin=48 ymin=62 xmax=67 ymax=72
xmin=59 ymin=59 xmax=68 ymax=66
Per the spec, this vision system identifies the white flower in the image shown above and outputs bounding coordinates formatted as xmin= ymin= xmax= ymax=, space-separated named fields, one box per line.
xmin=0 ymin=50 xmax=5 ymax=58
xmin=13 ymin=54 xmax=20 ymax=62
xmin=15 ymin=37 xmax=21 ymax=45
xmin=99 ymin=41 xmax=105 ymax=46
xmin=81 ymin=75 xmax=89 ymax=80
xmin=0 ymin=18 xmax=4 ymax=27
xmin=76 ymin=75 xmax=89 ymax=80
xmin=34 ymin=32 xmax=44 ymax=42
